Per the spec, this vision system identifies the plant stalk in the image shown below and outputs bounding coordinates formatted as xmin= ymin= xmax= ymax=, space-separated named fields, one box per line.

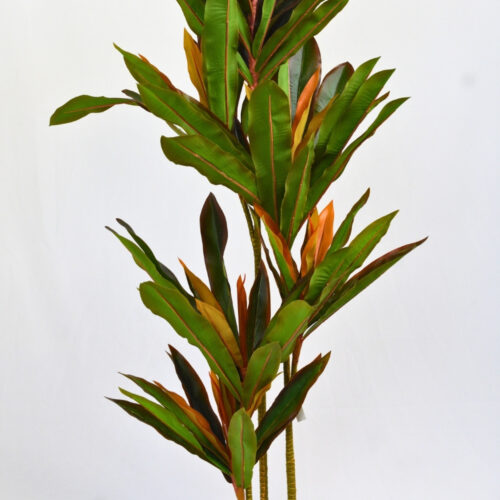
xmin=245 ymin=483 xmax=253 ymax=500
xmin=284 ymin=359 xmax=297 ymax=500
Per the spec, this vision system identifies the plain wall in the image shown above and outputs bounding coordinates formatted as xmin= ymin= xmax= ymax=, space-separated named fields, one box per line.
xmin=1 ymin=0 xmax=498 ymax=498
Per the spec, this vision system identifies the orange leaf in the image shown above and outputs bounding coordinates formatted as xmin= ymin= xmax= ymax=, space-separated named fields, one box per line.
xmin=292 ymin=69 xmax=321 ymax=154
xmin=210 ymin=371 xmax=228 ymax=433
xmin=196 ymin=299 xmax=244 ymax=368
xmin=254 ymin=204 xmax=298 ymax=282
xmin=179 ymin=259 xmax=222 ymax=311
xmin=236 ymin=276 xmax=248 ymax=364
xmin=315 ymin=201 xmax=334 ymax=264
xmin=183 ymin=29 xmax=208 ymax=105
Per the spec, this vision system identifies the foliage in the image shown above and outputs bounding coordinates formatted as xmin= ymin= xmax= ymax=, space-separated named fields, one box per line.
xmin=51 ymin=0 xmax=425 ymax=496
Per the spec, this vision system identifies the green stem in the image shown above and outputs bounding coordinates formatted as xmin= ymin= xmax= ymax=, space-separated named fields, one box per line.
xmin=245 ymin=483 xmax=253 ymax=500
xmin=258 ymin=395 xmax=269 ymax=500
xmin=239 ymin=195 xmax=268 ymax=499
xmin=284 ymin=359 xmax=297 ymax=500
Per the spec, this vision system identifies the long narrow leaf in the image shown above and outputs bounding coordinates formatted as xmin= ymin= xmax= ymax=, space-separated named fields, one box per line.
xmin=228 ymin=409 xmax=257 ymax=488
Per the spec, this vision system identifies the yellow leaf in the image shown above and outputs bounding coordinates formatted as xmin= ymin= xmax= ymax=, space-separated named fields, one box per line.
xmin=183 ymin=29 xmax=208 ymax=105
xmin=196 ymin=299 xmax=244 ymax=368
xmin=179 ymin=259 xmax=222 ymax=311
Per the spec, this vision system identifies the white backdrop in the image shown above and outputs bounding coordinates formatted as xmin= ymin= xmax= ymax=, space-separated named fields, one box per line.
xmin=1 ymin=1 xmax=499 ymax=499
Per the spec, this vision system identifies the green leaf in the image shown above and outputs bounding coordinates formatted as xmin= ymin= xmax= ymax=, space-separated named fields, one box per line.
xmin=262 ymin=300 xmax=312 ymax=359
xmin=282 ymin=38 xmax=321 ymax=119
xmin=242 ymin=343 xmax=281 ymax=408
xmin=248 ymin=80 xmax=292 ymax=222
xmin=245 ymin=263 xmax=271 ymax=353
xmin=169 ymin=345 xmax=226 ymax=444
xmin=307 ymin=211 xmax=398 ymax=309
xmin=114 ymin=45 xmax=175 ymax=92
xmin=118 ymin=388 xmax=204 ymax=453
xmin=256 ymin=352 xmax=330 ymax=458
xmin=138 ymin=84 xmax=252 ymax=169
xmin=256 ymin=0 xmax=348 ymax=82
xmin=108 ymin=397 xmax=220 ymax=465
xmin=176 ymin=0 xmax=205 ymax=35
xmin=330 ymin=188 xmax=370 ymax=252
xmin=228 ymin=409 xmax=257 ymax=488
xmin=106 ymin=224 xmax=193 ymax=303
xmin=252 ymin=0 xmax=277 ymax=56
xmin=280 ymin=139 xmax=314 ymax=244
xmin=202 ymin=0 xmax=240 ymax=128
xmin=307 ymin=238 xmax=427 ymax=335
xmin=161 ymin=135 xmax=258 ymax=203
xmin=139 ymin=281 xmax=242 ymax=399
xmin=49 ymin=96 xmax=136 ymax=125
xmin=314 ymin=61 xmax=353 ymax=112
xmin=313 ymin=97 xmax=409 ymax=199
xmin=122 ymin=374 xmax=228 ymax=465
xmin=200 ymin=194 xmax=239 ymax=334
xmin=314 ymin=57 xmax=379 ymax=161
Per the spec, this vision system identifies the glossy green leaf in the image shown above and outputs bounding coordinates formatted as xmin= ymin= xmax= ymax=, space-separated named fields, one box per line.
xmin=307 ymin=211 xmax=398 ymax=309
xmin=314 ymin=61 xmax=353 ymax=112
xmin=262 ymin=300 xmax=312 ymax=359
xmin=50 ymin=96 xmax=136 ymax=125
xmin=119 ymin=388 xmax=204 ymax=453
xmin=176 ymin=0 xmax=205 ymax=35
xmin=106 ymin=224 xmax=193 ymax=303
xmin=252 ymin=0 xmax=277 ymax=56
xmin=227 ymin=409 xmax=257 ymax=488
xmin=307 ymin=238 xmax=427 ymax=336
xmin=139 ymin=281 xmax=242 ymax=399
xmin=138 ymin=84 xmax=252 ymax=168
xmin=280 ymin=139 xmax=314 ymax=244
xmin=169 ymin=345 xmax=226 ymax=444
xmin=314 ymin=57 xmax=379 ymax=161
xmin=283 ymin=38 xmax=321 ymax=119
xmin=199 ymin=193 xmax=239 ymax=335
xmin=256 ymin=352 xmax=330 ymax=458
xmin=330 ymin=188 xmax=370 ymax=252
xmin=312 ymin=97 xmax=409 ymax=203
xmin=242 ymin=342 xmax=281 ymax=408
xmin=246 ymin=263 xmax=271 ymax=353
xmin=256 ymin=0 xmax=348 ymax=82
xmin=114 ymin=45 xmax=175 ymax=92
xmin=108 ymin=397 xmax=223 ymax=466
xmin=122 ymin=374 xmax=228 ymax=463
xmin=202 ymin=0 xmax=240 ymax=128
xmin=248 ymin=80 xmax=292 ymax=222
xmin=161 ymin=135 xmax=258 ymax=203
xmin=324 ymin=69 xmax=395 ymax=158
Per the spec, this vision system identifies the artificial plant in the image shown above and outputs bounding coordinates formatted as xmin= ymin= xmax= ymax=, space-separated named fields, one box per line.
xmin=51 ymin=0 xmax=425 ymax=498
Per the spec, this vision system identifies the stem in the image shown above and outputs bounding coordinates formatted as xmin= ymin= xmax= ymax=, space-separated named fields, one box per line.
xmin=239 ymin=195 xmax=268 ymax=499
xmin=245 ymin=483 xmax=253 ymax=500
xmin=284 ymin=359 xmax=297 ymax=500
xmin=258 ymin=394 xmax=269 ymax=500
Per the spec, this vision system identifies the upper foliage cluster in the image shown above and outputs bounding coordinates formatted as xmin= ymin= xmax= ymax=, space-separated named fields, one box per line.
xmin=51 ymin=0 xmax=425 ymax=496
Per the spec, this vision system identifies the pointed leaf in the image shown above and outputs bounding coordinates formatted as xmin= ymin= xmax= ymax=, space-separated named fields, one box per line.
xmin=242 ymin=342 xmax=281 ymax=408
xmin=161 ymin=135 xmax=258 ymax=203
xmin=169 ymin=345 xmax=226 ymax=444
xmin=202 ymin=0 xmax=240 ymax=128
xmin=314 ymin=62 xmax=353 ymax=112
xmin=330 ymin=188 xmax=369 ymax=252
xmin=200 ymin=193 xmax=239 ymax=333
xmin=184 ymin=29 xmax=208 ymax=105
xmin=262 ymin=300 xmax=312 ymax=359
xmin=228 ymin=409 xmax=257 ymax=488
xmin=252 ymin=0 xmax=277 ymax=56
xmin=246 ymin=263 xmax=271 ymax=353
xmin=256 ymin=353 xmax=330 ymax=458
xmin=180 ymin=260 xmax=222 ymax=310
xmin=139 ymin=281 xmax=242 ymax=399
xmin=256 ymin=0 xmax=348 ymax=82
xmin=280 ymin=139 xmax=314 ymax=244
xmin=248 ymin=80 xmax=292 ymax=222
xmin=50 ymin=96 xmax=136 ymax=125
xmin=176 ymin=0 xmax=205 ymax=35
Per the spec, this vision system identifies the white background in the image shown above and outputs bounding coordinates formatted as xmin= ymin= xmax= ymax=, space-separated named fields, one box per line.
xmin=1 ymin=0 xmax=499 ymax=498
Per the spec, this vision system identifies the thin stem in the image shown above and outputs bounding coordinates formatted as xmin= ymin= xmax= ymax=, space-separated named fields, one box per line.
xmin=284 ymin=359 xmax=297 ymax=500
xmin=245 ymin=483 xmax=253 ymax=500
xmin=258 ymin=395 xmax=269 ymax=500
